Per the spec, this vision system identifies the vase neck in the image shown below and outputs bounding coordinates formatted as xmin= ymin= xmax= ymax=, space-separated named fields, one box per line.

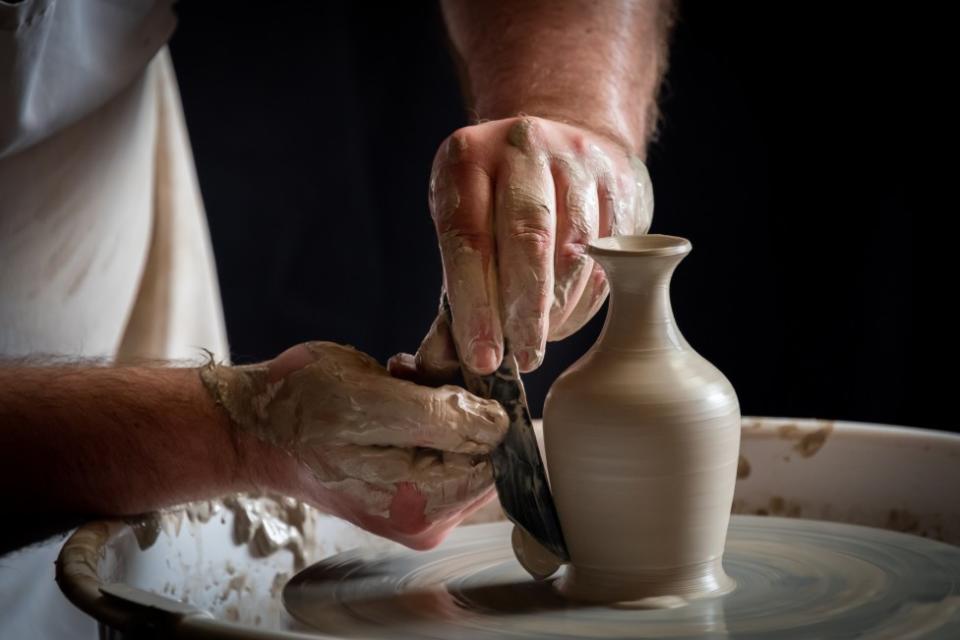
xmin=590 ymin=240 xmax=689 ymax=353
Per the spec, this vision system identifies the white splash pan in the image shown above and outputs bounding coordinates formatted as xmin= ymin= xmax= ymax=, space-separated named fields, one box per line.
xmin=56 ymin=417 xmax=960 ymax=638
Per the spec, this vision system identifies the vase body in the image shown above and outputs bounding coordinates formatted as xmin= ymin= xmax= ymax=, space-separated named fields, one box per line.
xmin=543 ymin=235 xmax=740 ymax=603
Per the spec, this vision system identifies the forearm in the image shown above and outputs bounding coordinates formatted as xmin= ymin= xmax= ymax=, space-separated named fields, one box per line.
xmin=0 ymin=364 xmax=290 ymax=520
xmin=441 ymin=0 xmax=675 ymax=154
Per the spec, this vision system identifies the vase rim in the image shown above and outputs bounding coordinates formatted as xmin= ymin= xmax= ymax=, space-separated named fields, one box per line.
xmin=588 ymin=234 xmax=692 ymax=258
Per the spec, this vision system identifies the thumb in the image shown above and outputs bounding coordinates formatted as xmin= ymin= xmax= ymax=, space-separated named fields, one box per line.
xmin=405 ymin=310 xmax=461 ymax=385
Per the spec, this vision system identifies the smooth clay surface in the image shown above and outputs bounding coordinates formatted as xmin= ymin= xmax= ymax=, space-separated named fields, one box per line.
xmin=284 ymin=517 xmax=960 ymax=639
xmin=542 ymin=235 xmax=741 ymax=601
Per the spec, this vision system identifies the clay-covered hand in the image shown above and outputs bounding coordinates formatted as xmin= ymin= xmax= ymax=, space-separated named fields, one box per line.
xmin=409 ymin=116 xmax=654 ymax=379
xmin=201 ymin=342 xmax=509 ymax=549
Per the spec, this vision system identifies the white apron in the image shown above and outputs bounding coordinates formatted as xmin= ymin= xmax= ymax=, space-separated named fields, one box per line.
xmin=1 ymin=2 xmax=228 ymax=637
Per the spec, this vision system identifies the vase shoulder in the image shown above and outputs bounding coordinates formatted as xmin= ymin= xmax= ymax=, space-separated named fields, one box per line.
xmin=547 ymin=344 xmax=738 ymax=415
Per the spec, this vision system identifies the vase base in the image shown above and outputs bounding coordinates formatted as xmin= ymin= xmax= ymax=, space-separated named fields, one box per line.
xmin=554 ymin=558 xmax=735 ymax=605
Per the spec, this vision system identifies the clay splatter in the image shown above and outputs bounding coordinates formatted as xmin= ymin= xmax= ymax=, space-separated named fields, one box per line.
xmin=776 ymin=423 xmax=800 ymax=439
xmin=737 ymin=454 xmax=751 ymax=479
xmin=887 ymin=508 xmax=920 ymax=534
xmin=126 ymin=513 xmax=162 ymax=551
xmin=775 ymin=421 xmax=834 ymax=458
xmin=794 ymin=423 xmax=833 ymax=458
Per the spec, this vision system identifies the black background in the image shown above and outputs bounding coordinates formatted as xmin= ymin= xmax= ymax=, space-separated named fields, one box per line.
xmin=169 ymin=3 xmax=947 ymax=430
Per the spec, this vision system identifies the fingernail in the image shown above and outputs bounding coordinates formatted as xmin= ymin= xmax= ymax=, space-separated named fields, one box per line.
xmin=517 ymin=349 xmax=530 ymax=370
xmin=472 ymin=344 xmax=500 ymax=373
xmin=386 ymin=353 xmax=417 ymax=377
xmin=388 ymin=352 xmax=415 ymax=369
xmin=517 ymin=348 xmax=543 ymax=372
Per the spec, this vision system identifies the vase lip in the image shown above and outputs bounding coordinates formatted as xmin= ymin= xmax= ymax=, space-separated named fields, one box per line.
xmin=588 ymin=234 xmax=692 ymax=258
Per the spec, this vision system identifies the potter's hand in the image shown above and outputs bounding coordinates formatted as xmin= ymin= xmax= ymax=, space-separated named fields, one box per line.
xmin=201 ymin=342 xmax=509 ymax=549
xmin=410 ymin=117 xmax=653 ymax=378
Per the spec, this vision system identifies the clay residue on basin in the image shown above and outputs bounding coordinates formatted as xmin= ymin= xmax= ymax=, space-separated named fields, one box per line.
xmin=125 ymin=500 xmax=221 ymax=551
xmin=224 ymin=495 xmax=313 ymax=570
xmin=794 ymin=423 xmax=833 ymax=457
xmin=776 ymin=421 xmax=834 ymax=458
xmin=736 ymin=454 xmax=751 ymax=479
xmin=734 ymin=495 xmax=804 ymax=519
xmin=885 ymin=508 xmax=945 ymax=539
xmin=119 ymin=495 xmax=315 ymax=571
xmin=127 ymin=512 xmax=162 ymax=551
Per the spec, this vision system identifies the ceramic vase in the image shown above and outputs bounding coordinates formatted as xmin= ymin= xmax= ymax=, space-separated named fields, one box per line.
xmin=543 ymin=235 xmax=740 ymax=602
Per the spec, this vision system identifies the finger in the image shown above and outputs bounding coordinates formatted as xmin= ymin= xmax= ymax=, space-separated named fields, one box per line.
xmin=632 ymin=155 xmax=655 ymax=234
xmin=496 ymin=118 xmax=556 ymax=372
xmin=412 ymin=452 xmax=495 ymax=520
xmin=319 ymin=446 xmax=495 ymax=531
xmin=601 ymin=163 xmax=642 ymax=237
xmin=549 ymin=156 xmax=599 ymax=337
xmin=386 ymin=481 xmax=496 ymax=549
xmin=324 ymin=444 xmax=416 ymax=484
xmin=335 ymin=375 xmax=509 ymax=454
xmin=596 ymin=164 xmax=621 ymax=238
xmin=413 ymin=308 xmax=460 ymax=382
xmin=550 ymin=259 xmax=609 ymax=341
xmin=431 ymin=131 xmax=503 ymax=375
xmin=389 ymin=301 xmax=460 ymax=385
xmin=452 ymin=488 xmax=499 ymax=525
xmin=386 ymin=352 xmax=419 ymax=381
xmin=295 ymin=460 xmax=396 ymax=522
xmin=551 ymin=168 xmax=624 ymax=340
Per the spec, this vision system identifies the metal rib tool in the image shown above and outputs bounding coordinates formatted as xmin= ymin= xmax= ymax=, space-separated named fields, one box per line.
xmin=442 ymin=295 xmax=569 ymax=561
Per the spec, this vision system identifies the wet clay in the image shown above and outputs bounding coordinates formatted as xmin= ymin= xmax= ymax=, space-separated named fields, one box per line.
xmin=284 ymin=517 xmax=960 ymax=639
xmin=736 ymin=454 xmax=751 ymax=479
xmin=794 ymin=423 xmax=833 ymax=457
xmin=123 ymin=495 xmax=315 ymax=570
xmin=200 ymin=342 xmax=507 ymax=519
xmin=225 ymin=495 xmax=312 ymax=570
xmin=542 ymin=236 xmax=740 ymax=602
xmin=426 ymin=117 xmax=655 ymax=370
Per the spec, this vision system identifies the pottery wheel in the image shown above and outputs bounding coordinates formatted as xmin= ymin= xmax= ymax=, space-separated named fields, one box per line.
xmin=284 ymin=516 xmax=960 ymax=639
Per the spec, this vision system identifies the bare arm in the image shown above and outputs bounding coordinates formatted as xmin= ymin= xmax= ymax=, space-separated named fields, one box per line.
xmin=441 ymin=0 xmax=674 ymax=154
xmin=0 ymin=364 xmax=288 ymax=527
